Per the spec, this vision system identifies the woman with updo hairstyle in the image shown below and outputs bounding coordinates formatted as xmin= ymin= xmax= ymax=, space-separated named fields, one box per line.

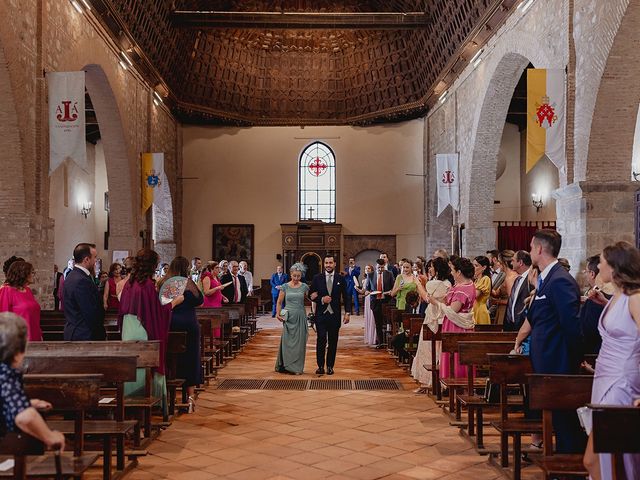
xmin=472 ymin=256 xmax=492 ymax=325
xmin=583 ymin=241 xmax=640 ymax=480
xmin=119 ymin=249 xmax=184 ymax=412
xmin=0 ymin=261 xmax=42 ymax=341
xmin=275 ymin=262 xmax=309 ymax=375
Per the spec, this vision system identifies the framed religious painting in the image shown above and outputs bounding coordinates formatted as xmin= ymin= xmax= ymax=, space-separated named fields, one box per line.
xmin=212 ymin=224 xmax=254 ymax=268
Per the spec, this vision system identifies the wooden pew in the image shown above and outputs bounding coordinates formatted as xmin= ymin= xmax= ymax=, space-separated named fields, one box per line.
xmin=165 ymin=332 xmax=187 ymax=419
xmin=400 ymin=314 xmax=424 ymax=365
xmin=456 ymin=341 xmax=518 ymax=447
xmin=475 ymin=324 xmax=504 ymax=332
xmin=2 ymin=374 xmax=103 ymax=479
xmin=0 ymin=432 xmax=51 ymax=480
xmin=527 ymin=374 xmax=592 ymax=479
xmin=422 ymin=324 xmax=443 ymax=400
xmin=590 ymin=405 xmax=640 ymax=479
xmin=196 ymin=308 xmax=230 ymax=363
xmin=23 ymin=355 xmax=139 ymax=477
xmin=487 ymin=353 xmax=538 ymax=478
xmin=40 ymin=310 xmax=121 ymax=341
xmin=440 ymin=331 xmax=517 ymax=415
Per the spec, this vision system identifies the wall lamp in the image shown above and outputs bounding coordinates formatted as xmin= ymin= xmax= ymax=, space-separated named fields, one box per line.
xmin=633 ymin=170 xmax=640 ymax=181
xmin=80 ymin=201 xmax=92 ymax=219
xmin=532 ymin=193 xmax=543 ymax=212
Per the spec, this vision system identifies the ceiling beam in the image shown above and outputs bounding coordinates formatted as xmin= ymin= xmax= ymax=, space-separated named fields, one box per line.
xmin=171 ymin=11 xmax=431 ymax=29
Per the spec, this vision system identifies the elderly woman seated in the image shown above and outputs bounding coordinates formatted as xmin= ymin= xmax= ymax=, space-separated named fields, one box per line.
xmin=0 ymin=312 xmax=65 ymax=451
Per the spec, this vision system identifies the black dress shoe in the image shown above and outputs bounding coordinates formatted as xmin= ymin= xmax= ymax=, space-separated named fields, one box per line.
xmin=327 ymin=367 xmax=334 ymax=375
xmin=315 ymin=367 xmax=325 ymax=375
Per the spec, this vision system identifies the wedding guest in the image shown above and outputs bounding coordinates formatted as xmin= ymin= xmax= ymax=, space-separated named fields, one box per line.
xmin=116 ymin=257 xmax=134 ymax=301
xmin=390 ymin=261 xmax=418 ymax=310
xmin=2 ymin=256 xmax=24 ymax=279
xmin=201 ymin=261 xmax=227 ymax=307
xmin=432 ymin=249 xmax=449 ymax=261
xmin=379 ymin=252 xmax=398 ymax=277
xmin=62 ymin=258 xmax=74 ymax=279
xmin=413 ymin=261 xmax=428 ymax=287
xmin=238 ymin=261 xmax=254 ymax=296
xmin=583 ymin=242 xmax=640 ymax=479
xmin=344 ymin=258 xmax=361 ymax=315
xmin=503 ymin=250 xmax=532 ymax=332
xmin=158 ymin=256 xmax=203 ymax=413
xmin=270 ymin=265 xmax=288 ymax=317
xmin=190 ymin=257 xmax=202 ymax=282
xmin=371 ymin=259 xmax=395 ymax=349
xmin=428 ymin=257 xmax=476 ymax=379
xmin=52 ymin=265 xmax=62 ymax=311
xmin=580 ymin=255 xmax=608 ymax=354
xmin=0 ymin=313 xmax=65 ymax=450
xmin=221 ymin=261 xmax=248 ymax=304
xmin=97 ymin=271 xmax=109 ymax=299
xmin=119 ymin=249 xmax=184 ymax=413
xmin=413 ymin=257 xmax=452 ymax=392
xmin=218 ymin=260 xmax=229 ymax=278
xmin=103 ymin=262 xmax=122 ymax=311
xmin=472 ymin=256 xmax=492 ymax=325
xmin=0 ymin=261 xmax=42 ymax=341
xmin=355 ymin=265 xmax=376 ymax=345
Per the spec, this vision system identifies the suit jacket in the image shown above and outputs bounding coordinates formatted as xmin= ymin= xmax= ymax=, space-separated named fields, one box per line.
xmin=528 ymin=262 xmax=581 ymax=374
xmin=503 ymin=273 xmax=533 ymax=331
xmin=270 ymin=272 xmax=289 ymax=296
xmin=369 ymin=270 xmax=395 ymax=309
xmin=309 ymin=271 xmax=351 ymax=326
xmin=63 ymin=267 xmax=105 ymax=341
xmin=221 ymin=273 xmax=248 ymax=304
xmin=53 ymin=271 xmax=63 ymax=296
xmin=344 ymin=266 xmax=361 ymax=292
xmin=580 ymin=297 xmax=607 ymax=355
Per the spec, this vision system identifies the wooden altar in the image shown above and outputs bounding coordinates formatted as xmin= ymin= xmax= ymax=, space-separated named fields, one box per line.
xmin=281 ymin=221 xmax=342 ymax=281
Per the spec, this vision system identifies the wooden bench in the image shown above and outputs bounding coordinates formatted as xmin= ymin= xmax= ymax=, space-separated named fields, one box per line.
xmin=527 ymin=374 xmax=592 ymax=479
xmin=440 ymin=331 xmax=517 ymax=415
xmin=487 ymin=353 xmax=539 ymax=478
xmin=456 ymin=341 xmax=518 ymax=446
xmin=166 ymin=331 xmax=188 ymax=419
xmin=590 ymin=405 xmax=640 ymax=479
xmin=40 ymin=310 xmax=121 ymax=341
xmin=23 ymin=355 xmax=139 ymax=478
xmin=0 ymin=374 xmax=103 ymax=479
xmin=400 ymin=314 xmax=424 ymax=365
xmin=422 ymin=324 xmax=443 ymax=400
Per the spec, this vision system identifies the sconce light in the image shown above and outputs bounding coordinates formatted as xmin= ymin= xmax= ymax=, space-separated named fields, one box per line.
xmin=633 ymin=170 xmax=640 ymax=181
xmin=531 ymin=193 xmax=543 ymax=212
xmin=80 ymin=201 xmax=92 ymax=219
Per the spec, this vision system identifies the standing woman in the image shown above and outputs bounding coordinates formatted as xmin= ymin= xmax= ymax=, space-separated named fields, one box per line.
xmin=583 ymin=242 xmax=640 ymax=480
xmin=390 ymin=262 xmax=418 ymax=310
xmin=472 ymin=256 xmax=492 ymax=325
xmin=158 ymin=256 xmax=204 ymax=413
xmin=0 ymin=261 xmax=42 ymax=342
xmin=119 ymin=249 xmax=184 ymax=413
xmin=116 ymin=257 xmax=134 ymax=301
xmin=201 ymin=262 xmax=227 ymax=307
xmin=103 ymin=263 xmax=122 ymax=311
xmin=412 ymin=258 xmax=452 ymax=391
xmin=275 ymin=263 xmax=309 ymax=375
xmin=355 ymin=264 xmax=376 ymax=345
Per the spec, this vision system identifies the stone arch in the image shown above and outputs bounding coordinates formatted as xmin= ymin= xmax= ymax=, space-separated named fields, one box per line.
xmin=0 ymin=40 xmax=25 ymax=213
xmin=83 ymin=64 xmax=137 ymax=253
xmin=585 ymin=0 xmax=640 ymax=181
xmin=343 ymin=235 xmax=397 ymax=266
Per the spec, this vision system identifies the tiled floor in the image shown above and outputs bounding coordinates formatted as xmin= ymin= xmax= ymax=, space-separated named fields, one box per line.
xmin=122 ymin=315 xmax=515 ymax=479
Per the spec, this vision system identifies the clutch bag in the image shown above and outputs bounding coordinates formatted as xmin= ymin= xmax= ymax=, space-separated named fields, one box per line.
xmin=280 ymin=309 xmax=289 ymax=323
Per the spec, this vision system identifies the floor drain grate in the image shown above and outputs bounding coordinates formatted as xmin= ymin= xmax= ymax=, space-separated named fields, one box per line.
xmin=216 ymin=379 xmax=402 ymax=391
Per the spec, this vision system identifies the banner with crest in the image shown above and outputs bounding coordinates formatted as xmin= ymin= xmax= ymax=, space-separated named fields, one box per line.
xmin=436 ymin=153 xmax=459 ymax=216
xmin=47 ymin=71 xmax=86 ymax=174
xmin=141 ymin=153 xmax=170 ymax=214
xmin=526 ymin=68 xmax=566 ymax=172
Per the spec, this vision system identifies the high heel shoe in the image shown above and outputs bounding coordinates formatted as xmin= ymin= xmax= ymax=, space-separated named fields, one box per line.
xmin=188 ymin=396 xmax=196 ymax=413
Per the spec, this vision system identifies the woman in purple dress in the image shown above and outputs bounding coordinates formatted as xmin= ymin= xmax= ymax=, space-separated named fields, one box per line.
xmin=583 ymin=242 xmax=640 ymax=480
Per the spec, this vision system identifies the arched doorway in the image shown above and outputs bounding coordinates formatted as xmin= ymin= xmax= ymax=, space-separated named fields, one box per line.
xmin=301 ymin=252 xmax=321 ymax=283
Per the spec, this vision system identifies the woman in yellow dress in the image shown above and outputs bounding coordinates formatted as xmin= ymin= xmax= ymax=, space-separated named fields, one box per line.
xmin=472 ymin=256 xmax=492 ymax=325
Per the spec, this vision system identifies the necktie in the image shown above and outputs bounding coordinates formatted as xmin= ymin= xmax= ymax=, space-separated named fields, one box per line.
xmin=537 ymin=275 xmax=543 ymax=292
xmin=325 ymin=273 xmax=334 ymax=314
xmin=233 ymin=275 xmax=239 ymax=302
xmin=377 ymin=273 xmax=383 ymax=299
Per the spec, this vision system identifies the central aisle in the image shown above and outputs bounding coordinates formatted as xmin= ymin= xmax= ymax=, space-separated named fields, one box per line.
xmin=127 ymin=316 xmax=502 ymax=480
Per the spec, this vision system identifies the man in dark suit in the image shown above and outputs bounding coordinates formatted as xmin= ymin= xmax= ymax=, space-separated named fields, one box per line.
xmin=52 ymin=264 xmax=63 ymax=311
xmin=63 ymin=243 xmax=105 ymax=341
xmin=370 ymin=259 xmax=395 ymax=349
xmin=503 ymin=250 xmax=532 ymax=332
xmin=344 ymin=257 xmax=361 ymax=315
xmin=309 ymin=255 xmax=351 ymax=375
xmin=379 ymin=252 xmax=398 ymax=278
xmin=270 ymin=265 xmax=288 ymax=317
xmin=221 ymin=260 xmax=248 ymax=304
xmin=528 ymin=229 xmax=585 ymax=454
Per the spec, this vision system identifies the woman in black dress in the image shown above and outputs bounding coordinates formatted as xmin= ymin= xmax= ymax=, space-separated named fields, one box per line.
xmin=158 ymin=256 xmax=203 ymax=413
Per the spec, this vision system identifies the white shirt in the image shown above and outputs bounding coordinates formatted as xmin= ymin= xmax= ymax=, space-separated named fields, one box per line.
xmin=511 ymin=268 xmax=530 ymax=320
xmin=75 ymin=265 xmax=91 ymax=277
xmin=539 ymin=260 xmax=559 ymax=283
xmin=232 ymin=275 xmax=242 ymax=302
xmin=240 ymin=270 xmax=253 ymax=293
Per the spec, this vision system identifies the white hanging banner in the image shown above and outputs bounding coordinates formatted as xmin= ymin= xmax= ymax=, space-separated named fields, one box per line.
xmin=436 ymin=153 xmax=459 ymax=216
xmin=48 ymin=71 xmax=86 ymax=174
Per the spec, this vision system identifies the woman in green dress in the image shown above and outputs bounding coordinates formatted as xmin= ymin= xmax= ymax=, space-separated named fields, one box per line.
xmin=390 ymin=261 xmax=418 ymax=310
xmin=119 ymin=249 xmax=184 ymax=414
xmin=275 ymin=263 xmax=309 ymax=375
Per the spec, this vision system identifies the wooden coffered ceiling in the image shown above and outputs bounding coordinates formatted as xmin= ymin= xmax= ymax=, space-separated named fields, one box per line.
xmin=89 ymin=0 xmax=520 ymax=126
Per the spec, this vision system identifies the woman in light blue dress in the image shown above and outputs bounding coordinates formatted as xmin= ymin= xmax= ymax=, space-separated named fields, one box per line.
xmin=275 ymin=263 xmax=309 ymax=374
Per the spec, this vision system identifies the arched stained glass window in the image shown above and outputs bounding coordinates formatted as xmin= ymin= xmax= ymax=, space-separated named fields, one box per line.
xmin=299 ymin=141 xmax=336 ymax=223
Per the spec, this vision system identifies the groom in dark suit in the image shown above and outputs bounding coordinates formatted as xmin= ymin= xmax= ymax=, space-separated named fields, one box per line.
xmin=310 ymin=255 xmax=351 ymax=375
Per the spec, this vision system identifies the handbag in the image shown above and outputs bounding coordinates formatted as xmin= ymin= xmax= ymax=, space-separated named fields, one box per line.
xmin=280 ymin=309 xmax=289 ymax=323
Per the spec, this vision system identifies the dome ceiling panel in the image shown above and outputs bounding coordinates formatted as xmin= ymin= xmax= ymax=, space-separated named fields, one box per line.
xmin=95 ymin=0 xmax=519 ymax=125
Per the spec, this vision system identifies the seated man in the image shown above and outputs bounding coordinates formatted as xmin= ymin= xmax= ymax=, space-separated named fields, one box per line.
xmin=0 ymin=312 xmax=65 ymax=450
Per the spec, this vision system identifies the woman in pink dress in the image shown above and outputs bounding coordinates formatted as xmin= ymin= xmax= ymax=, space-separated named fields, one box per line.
xmin=0 ymin=261 xmax=42 ymax=341
xmin=103 ymin=262 xmax=122 ymax=311
xmin=201 ymin=261 xmax=228 ymax=337
xmin=427 ymin=257 xmax=476 ymax=379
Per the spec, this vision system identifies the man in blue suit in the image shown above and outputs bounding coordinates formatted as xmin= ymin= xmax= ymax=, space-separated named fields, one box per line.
xmin=344 ymin=257 xmax=361 ymax=315
xmin=309 ymin=255 xmax=351 ymax=375
xmin=270 ymin=265 xmax=288 ymax=318
xmin=528 ymin=229 xmax=585 ymax=454
xmin=63 ymin=243 xmax=105 ymax=341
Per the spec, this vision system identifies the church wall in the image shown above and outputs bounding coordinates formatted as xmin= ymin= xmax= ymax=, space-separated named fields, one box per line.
xmin=182 ymin=120 xmax=425 ymax=282
xmin=493 ymin=123 xmax=522 ymax=222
